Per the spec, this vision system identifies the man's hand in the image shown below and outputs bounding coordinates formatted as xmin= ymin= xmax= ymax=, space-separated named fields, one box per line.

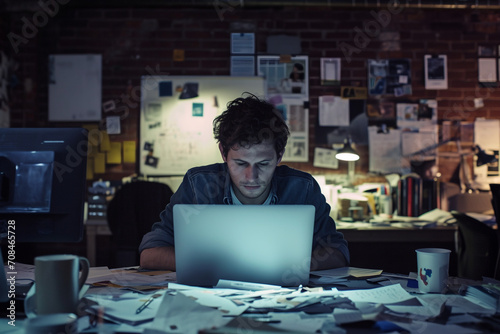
xmin=140 ymin=246 xmax=176 ymax=270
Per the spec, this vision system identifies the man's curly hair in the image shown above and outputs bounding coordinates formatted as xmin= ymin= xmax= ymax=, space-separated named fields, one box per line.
xmin=213 ymin=93 xmax=289 ymax=158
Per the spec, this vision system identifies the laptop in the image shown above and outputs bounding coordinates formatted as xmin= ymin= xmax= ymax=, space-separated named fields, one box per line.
xmin=173 ymin=204 xmax=315 ymax=287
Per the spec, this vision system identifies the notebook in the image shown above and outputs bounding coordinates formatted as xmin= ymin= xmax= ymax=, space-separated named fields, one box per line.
xmin=173 ymin=204 xmax=315 ymax=287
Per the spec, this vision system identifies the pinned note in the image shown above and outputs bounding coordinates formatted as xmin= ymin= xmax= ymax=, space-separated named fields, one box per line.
xmin=107 ymin=142 xmax=122 ymax=164
xmin=123 ymin=141 xmax=136 ymax=163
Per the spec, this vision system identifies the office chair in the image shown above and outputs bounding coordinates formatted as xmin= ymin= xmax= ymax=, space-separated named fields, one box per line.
xmin=106 ymin=180 xmax=173 ymax=268
xmin=489 ymin=183 xmax=500 ymax=279
xmin=451 ymin=210 xmax=499 ymax=280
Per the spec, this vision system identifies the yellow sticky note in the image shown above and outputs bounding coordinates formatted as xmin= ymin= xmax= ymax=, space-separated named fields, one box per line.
xmin=94 ymin=153 xmax=106 ymax=174
xmin=86 ymin=157 xmax=94 ymax=180
xmin=123 ymin=141 xmax=136 ymax=163
xmin=173 ymin=49 xmax=185 ymax=61
xmin=83 ymin=123 xmax=99 ymax=132
xmin=279 ymin=54 xmax=292 ymax=63
xmin=107 ymin=142 xmax=122 ymax=164
xmin=100 ymin=131 xmax=111 ymax=152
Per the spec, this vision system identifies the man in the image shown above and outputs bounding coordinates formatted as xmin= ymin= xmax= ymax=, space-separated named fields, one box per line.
xmin=139 ymin=94 xmax=349 ymax=270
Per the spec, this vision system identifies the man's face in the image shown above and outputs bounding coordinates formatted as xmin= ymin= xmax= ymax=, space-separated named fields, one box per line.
xmin=220 ymin=142 xmax=282 ymax=204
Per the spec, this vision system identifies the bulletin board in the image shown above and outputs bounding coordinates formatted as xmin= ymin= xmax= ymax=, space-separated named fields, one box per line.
xmin=139 ymin=76 xmax=266 ymax=176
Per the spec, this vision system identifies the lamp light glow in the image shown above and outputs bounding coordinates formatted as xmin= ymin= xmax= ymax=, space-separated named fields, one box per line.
xmin=335 ymin=137 xmax=360 ymax=162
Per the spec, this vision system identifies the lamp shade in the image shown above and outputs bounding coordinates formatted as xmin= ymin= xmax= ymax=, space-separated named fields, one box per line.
xmin=476 ymin=145 xmax=498 ymax=167
xmin=335 ymin=137 xmax=360 ymax=162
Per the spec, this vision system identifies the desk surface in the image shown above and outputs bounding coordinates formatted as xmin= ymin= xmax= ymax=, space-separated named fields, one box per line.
xmin=84 ymin=218 xmax=459 ymax=270
xmin=338 ymin=223 xmax=456 ymax=243
xmin=337 ymin=222 xmax=458 ymax=276
xmin=3 ymin=266 xmax=499 ymax=334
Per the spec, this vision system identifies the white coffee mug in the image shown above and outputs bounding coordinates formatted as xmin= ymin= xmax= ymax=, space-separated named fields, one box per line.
xmin=416 ymin=248 xmax=451 ymax=293
xmin=25 ymin=254 xmax=89 ymax=316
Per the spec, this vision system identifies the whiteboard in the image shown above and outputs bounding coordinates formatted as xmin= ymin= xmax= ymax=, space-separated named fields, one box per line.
xmin=139 ymin=76 xmax=266 ymax=176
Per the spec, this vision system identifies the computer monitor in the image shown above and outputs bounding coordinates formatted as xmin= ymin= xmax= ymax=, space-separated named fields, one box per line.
xmin=0 ymin=128 xmax=88 ymax=243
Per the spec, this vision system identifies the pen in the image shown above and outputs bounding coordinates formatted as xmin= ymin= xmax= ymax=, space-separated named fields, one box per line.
xmin=136 ymin=294 xmax=161 ymax=314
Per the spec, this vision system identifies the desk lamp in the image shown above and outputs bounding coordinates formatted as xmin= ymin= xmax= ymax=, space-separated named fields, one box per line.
xmin=475 ymin=145 xmax=498 ymax=167
xmin=405 ymin=139 xmax=498 ymax=193
xmin=335 ymin=137 xmax=360 ymax=185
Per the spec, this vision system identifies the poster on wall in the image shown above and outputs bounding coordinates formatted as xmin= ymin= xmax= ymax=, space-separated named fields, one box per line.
xmin=477 ymin=45 xmax=498 ymax=87
xmin=367 ymin=59 xmax=412 ymax=97
xmin=257 ymin=55 xmax=309 ymax=162
xmin=424 ymin=54 xmax=448 ymax=90
xmin=320 ymin=58 xmax=341 ymax=86
xmin=386 ymin=58 xmax=412 ymax=96
xmin=367 ymin=59 xmax=388 ymax=95
xmin=257 ymin=55 xmax=308 ymax=99
xmin=315 ymin=99 xmax=368 ymax=146
xmin=366 ymin=99 xmax=396 ymax=125
xmin=48 ymin=54 xmax=102 ymax=121
xmin=272 ymin=97 xmax=309 ymax=162
xmin=230 ymin=56 xmax=255 ymax=76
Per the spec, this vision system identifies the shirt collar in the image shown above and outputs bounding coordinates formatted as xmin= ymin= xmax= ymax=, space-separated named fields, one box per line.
xmin=230 ymin=184 xmax=273 ymax=205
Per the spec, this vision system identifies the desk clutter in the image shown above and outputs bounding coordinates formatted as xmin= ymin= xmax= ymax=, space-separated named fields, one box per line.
xmin=332 ymin=173 xmax=494 ymax=225
xmin=333 ymin=174 xmax=441 ymax=222
xmin=4 ymin=263 xmax=500 ymax=333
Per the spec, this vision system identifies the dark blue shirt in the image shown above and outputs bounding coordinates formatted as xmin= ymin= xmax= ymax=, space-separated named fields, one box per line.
xmin=139 ymin=163 xmax=350 ymax=263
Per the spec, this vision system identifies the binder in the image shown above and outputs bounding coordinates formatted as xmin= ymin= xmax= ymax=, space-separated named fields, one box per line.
xmin=397 ymin=174 xmax=422 ymax=217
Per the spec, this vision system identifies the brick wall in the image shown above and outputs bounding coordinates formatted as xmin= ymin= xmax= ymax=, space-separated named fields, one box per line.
xmin=4 ymin=4 xmax=500 ymax=182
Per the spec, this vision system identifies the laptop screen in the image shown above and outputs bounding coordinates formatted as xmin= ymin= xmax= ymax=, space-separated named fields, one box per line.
xmin=173 ymin=204 xmax=315 ymax=287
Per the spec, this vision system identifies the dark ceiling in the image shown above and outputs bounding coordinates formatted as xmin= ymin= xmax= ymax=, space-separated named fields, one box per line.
xmin=2 ymin=0 xmax=500 ymax=11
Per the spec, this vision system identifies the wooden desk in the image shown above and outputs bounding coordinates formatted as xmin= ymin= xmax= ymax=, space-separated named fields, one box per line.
xmin=339 ymin=225 xmax=457 ymax=243
xmin=8 ymin=266 xmax=495 ymax=333
xmin=338 ymin=224 xmax=458 ymax=276
xmin=85 ymin=218 xmax=111 ymax=267
xmin=84 ymin=217 xmax=458 ymax=273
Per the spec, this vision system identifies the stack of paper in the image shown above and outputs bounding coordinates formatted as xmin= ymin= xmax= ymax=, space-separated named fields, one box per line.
xmin=466 ymin=284 xmax=500 ymax=312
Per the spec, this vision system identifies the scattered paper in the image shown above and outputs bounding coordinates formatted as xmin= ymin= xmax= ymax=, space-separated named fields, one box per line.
xmin=311 ymin=267 xmax=382 ymax=279
xmin=144 ymin=292 xmax=231 ymax=334
xmin=392 ymin=320 xmax=482 ymax=334
xmin=85 ymin=291 xmax=166 ymax=326
xmin=319 ymin=95 xmax=349 ymax=126
xmin=180 ymin=289 xmax=248 ymax=316
xmin=341 ymin=284 xmax=414 ymax=304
